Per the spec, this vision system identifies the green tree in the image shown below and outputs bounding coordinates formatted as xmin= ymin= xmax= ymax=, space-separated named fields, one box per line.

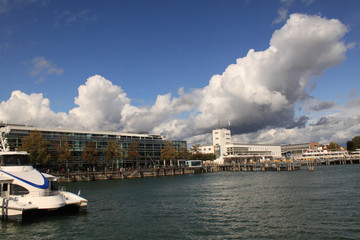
xmin=327 ymin=142 xmax=341 ymax=151
xmin=56 ymin=136 xmax=72 ymax=167
xmin=19 ymin=130 xmax=51 ymax=165
xmin=128 ymin=142 xmax=141 ymax=168
xmin=346 ymin=140 xmax=355 ymax=152
xmin=202 ymin=153 xmax=217 ymax=161
xmin=81 ymin=141 xmax=98 ymax=170
xmin=104 ymin=141 xmax=125 ymax=170
xmin=160 ymin=141 xmax=176 ymax=167
xmin=352 ymin=136 xmax=360 ymax=150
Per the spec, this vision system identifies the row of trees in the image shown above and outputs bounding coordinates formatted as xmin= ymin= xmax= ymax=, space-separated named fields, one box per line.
xmin=322 ymin=136 xmax=360 ymax=152
xmin=18 ymin=131 xmax=216 ymax=169
xmin=346 ymin=136 xmax=360 ymax=152
xmin=19 ymin=131 xmax=146 ymax=167
xmin=160 ymin=142 xmax=216 ymax=166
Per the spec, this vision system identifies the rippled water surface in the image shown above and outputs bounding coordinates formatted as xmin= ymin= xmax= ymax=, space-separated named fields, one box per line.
xmin=1 ymin=165 xmax=360 ymax=239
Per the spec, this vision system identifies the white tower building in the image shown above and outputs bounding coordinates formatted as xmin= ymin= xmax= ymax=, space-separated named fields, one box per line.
xmin=200 ymin=128 xmax=281 ymax=164
xmin=213 ymin=128 xmax=231 ymax=161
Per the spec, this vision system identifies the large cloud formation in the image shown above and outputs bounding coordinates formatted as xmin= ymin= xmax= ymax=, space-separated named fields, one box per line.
xmin=0 ymin=14 xmax=357 ymax=146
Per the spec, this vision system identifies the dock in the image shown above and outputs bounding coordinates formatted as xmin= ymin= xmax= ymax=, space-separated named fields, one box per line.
xmin=301 ymin=154 xmax=360 ymax=166
xmin=55 ymin=167 xmax=200 ymax=182
xmin=208 ymin=159 xmax=301 ymax=172
xmin=54 ymin=160 xmax=300 ymax=182
xmin=54 ymin=155 xmax=360 ymax=182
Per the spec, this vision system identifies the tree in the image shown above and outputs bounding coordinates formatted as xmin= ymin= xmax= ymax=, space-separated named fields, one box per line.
xmin=190 ymin=144 xmax=202 ymax=159
xmin=352 ymin=136 xmax=360 ymax=150
xmin=202 ymin=153 xmax=217 ymax=161
xmin=160 ymin=141 xmax=176 ymax=167
xmin=104 ymin=141 xmax=124 ymax=170
xmin=56 ymin=136 xmax=72 ymax=167
xmin=327 ymin=142 xmax=341 ymax=151
xmin=19 ymin=130 xmax=51 ymax=165
xmin=81 ymin=141 xmax=98 ymax=170
xmin=128 ymin=142 xmax=141 ymax=168
xmin=176 ymin=146 xmax=189 ymax=160
xmin=346 ymin=141 xmax=355 ymax=152
xmin=190 ymin=144 xmax=201 ymax=154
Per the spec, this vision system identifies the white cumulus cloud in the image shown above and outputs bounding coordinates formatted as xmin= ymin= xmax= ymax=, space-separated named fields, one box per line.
xmin=66 ymin=75 xmax=130 ymax=131
xmin=0 ymin=91 xmax=66 ymax=127
xmin=0 ymin=14 xmax=358 ymax=146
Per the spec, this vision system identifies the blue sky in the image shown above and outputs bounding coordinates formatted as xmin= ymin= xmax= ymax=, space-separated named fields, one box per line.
xmin=1 ymin=0 xmax=360 ymax=146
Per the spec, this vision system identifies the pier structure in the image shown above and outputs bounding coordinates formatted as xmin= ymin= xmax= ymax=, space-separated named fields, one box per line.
xmin=55 ymin=154 xmax=360 ymax=182
xmin=213 ymin=158 xmax=300 ymax=172
xmin=299 ymin=154 xmax=360 ymax=166
xmin=56 ymin=167 xmax=199 ymax=182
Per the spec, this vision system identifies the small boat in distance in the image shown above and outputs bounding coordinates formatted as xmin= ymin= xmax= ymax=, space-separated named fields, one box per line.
xmin=0 ymin=145 xmax=87 ymax=221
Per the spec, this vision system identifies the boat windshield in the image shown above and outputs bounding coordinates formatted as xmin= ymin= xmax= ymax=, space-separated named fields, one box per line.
xmin=0 ymin=155 xmax=31 ymax=166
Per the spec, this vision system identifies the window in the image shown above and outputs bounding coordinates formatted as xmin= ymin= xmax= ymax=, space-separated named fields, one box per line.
xmin=10 ymin=184 xmax=29 ymax=195
xmin=51 ymin=181 xmax=59 ymax=191
xmin=1 ymin=155 xmax=31 ymax=166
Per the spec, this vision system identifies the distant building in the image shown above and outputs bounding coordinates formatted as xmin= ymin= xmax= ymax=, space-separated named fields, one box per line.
xmin=0 ymin=123 xmax=186 ymax=169
xmin=199 ymin=128 xmax=282 ymax=164
xmin=281 ymin=142 xmax=319 ymax=159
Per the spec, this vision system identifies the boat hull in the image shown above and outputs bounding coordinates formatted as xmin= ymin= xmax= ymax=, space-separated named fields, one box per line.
xmin=1 ymin=191 xmax=87 ymax=222
xmin=1 ymin=200 xmax=87 ymax=222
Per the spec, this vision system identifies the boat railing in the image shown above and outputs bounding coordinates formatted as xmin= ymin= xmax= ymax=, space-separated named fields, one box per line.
xmin=21 ymin=190 xmax=62 ymax=197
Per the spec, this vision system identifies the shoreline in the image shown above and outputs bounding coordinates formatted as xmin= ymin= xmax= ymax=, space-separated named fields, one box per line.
xmin=54 ymin=157 xmax=360 ymax=183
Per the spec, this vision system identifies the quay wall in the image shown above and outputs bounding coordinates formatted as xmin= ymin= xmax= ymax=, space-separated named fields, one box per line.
xmin=54 ymin=157 xmax=360 ymax=183
xmin=55 ymin=167 xmax=199 ymax=183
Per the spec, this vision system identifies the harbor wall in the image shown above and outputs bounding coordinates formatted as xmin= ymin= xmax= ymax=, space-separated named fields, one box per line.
xmin=55 ymin=156 xmax=360 ymax=183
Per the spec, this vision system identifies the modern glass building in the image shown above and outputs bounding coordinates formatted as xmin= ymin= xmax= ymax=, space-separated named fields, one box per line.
xmin=0 ymin=123 xmax=187 ymax=170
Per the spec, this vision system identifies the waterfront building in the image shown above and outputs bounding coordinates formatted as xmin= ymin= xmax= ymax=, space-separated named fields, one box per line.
xmin=281 ymin=142 xmax=319 ymax=159
xmin=0 ymin=123 xmax=186 ymax=170
xmin=199 ymin=128 xmax=282 ymax=164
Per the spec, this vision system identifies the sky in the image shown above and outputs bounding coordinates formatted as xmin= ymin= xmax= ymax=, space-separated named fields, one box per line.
xmin=0 ymin=0 xmax=360 ymax=147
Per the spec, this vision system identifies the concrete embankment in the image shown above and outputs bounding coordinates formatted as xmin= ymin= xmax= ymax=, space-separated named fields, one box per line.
xmin=54 ymin=157 xmax=360 ymax=183
xmin=54 ymin=161 xmax=299 ymax=182
xmin=55 ymin=167 xmax=200 ymax=183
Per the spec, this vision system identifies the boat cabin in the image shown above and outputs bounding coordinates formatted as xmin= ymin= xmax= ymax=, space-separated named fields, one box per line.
xmin=0 ymin=176 xmax=13 ymax=198
xmin=0 ymin=152 xmax=31 ymax=167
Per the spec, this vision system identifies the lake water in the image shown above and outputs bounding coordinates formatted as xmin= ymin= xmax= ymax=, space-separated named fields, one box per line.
xmin=1 ymin=165 xmax=360 ymax=239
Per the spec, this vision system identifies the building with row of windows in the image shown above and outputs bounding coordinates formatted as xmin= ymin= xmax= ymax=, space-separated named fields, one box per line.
xmin=199 ymin=128 xmax=282 ymax=164
xmin=281 ymin=142 xmax=320 ymax=158
xmin=0 ymin=123 xmax=187 ymax=170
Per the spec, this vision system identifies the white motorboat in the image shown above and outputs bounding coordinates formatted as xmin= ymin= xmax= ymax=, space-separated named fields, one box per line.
xmin=0 ymin=150 xmax=88 ymax=221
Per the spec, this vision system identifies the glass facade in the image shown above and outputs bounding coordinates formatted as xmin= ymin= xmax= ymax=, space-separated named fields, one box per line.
xmin=1 ymin=124 xmax=187 ymax=170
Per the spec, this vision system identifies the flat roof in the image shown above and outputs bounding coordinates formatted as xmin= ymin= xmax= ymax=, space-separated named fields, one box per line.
xmin=227 ymin=142 xmax=280 ymax=147
xmin=1 ymin=124 xmax=164 ymax=139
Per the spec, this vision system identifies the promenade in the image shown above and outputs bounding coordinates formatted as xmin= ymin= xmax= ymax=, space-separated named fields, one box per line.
xmin=55 ymin=155 xmax=360 ymax=182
